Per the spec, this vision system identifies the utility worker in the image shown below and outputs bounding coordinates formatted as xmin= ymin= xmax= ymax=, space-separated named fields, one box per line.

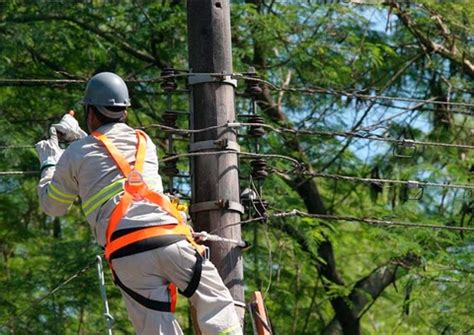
xmin=35 ymin=72 xmax=242 ymax=335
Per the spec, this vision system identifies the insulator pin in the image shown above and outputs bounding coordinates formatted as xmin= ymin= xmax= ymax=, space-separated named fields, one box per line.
xmin=162 ymin=155 xmax=179 ymax=177
xmin=244 ymin=67 xmax=263 ymax=96
xmin=163 ymin=111 xmax=179 ymax=128
xmin=161 ymin=68 xmax=178 ymax=92
xmin=248 ymin=115 xmax=266 ymax=137
xmin=245 ymin=83 xmax=262 ymax=96
xmin=251 ymin=158 xmax=268 ymax=180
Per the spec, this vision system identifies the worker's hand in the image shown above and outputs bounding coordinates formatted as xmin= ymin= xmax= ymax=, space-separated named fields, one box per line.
xmin=52 ymin=111 xmax=87 ymax=142
xmin=35 ymin=127 xmax=65 ymax=169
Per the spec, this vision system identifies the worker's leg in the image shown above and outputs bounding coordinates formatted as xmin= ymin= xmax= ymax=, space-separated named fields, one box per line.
xmin=157 ymin=240 xmax=243 ymax=335
xmin=112 ymin=250 xmax=183 ymax=335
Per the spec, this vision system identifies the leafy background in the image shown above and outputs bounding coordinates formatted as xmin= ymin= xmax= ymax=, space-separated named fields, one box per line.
xmin=0 ymin=1 xmax=472 ymax=334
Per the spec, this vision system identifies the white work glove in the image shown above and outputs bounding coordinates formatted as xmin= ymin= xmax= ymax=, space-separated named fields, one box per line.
xmin=52 ymin=111 xmax=87 ymax=142
xmin=35 ymin=127 xmax=64 ymax=170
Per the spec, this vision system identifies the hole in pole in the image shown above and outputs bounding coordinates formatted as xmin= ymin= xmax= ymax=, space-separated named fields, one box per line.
xmin=215 ymin=2 xmax=222 ymax=8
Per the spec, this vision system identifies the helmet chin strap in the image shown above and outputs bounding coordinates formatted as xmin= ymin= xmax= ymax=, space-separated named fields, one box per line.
xmin=84 ymin=105 xmax=91 ymax=134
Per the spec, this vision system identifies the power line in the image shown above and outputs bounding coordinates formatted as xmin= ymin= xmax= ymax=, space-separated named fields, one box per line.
xmin=2 ymin=117 xmax=471 ymax=154
xmin=299 ymin=88 xmax=474 ymax=109
xmin=144 ymin=122 xmax=474 ymax=150
xmin=3 ymin=120 xmax=472 ymax=152
xmin=214 ymin=210 xmax=474 ymax=233
xmin=372 ymin=100 xmax=474 ymax=117
xmin=0 ymin=145 xmax=35 ymax=150
xmin=241 ymin=122 xmax=474 ymax=150
xmin=3 ymin=74 xmax=474 ymax=111
xmin=240 ymin=76 xmax=474 ymax=109
xmin=3 ymin=150 xmax=471 ymax=192
xmin=143 ymin=123 xmax=230 ymax=134
xmin=274 ymin=210 xmax=474 ymax=232
xmin=0 ymin=170 xmax=38 ymax=176
xmin=0 ymin=74 xmax=189 ymax=86
xmin=0 ymin=260 xmax=95 ymax=331
xmin=2 ymin=148 xmax=471 ymax=192
xmin=160 ymin=150 xmax=303 ymax=168
xmin=300 ymin=171 xmax=474 ymax=190
xmin=0 ymin=72 xmax=240 ymax=87
xmin=0 ymin=78 xmax=85 ymax=86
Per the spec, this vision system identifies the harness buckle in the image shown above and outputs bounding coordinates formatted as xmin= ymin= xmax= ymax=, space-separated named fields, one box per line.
xmin=125 ymin=170 xmax=146 ymax=201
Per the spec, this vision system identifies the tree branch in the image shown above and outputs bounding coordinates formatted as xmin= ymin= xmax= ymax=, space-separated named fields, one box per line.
xmin=322 ymin=254 xmax=421 ymax=335
xmin=27 ymin=47 xmax=85 ymax=80
xmin=389 ymin=1 xmax=474 ymax=78
xmin=5 ymin=14 xmax=164 ymax=67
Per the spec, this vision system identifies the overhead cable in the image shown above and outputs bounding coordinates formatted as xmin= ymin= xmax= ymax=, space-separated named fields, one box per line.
xmin=272 ymin=210 xmax=474 ymax=232
xmin=0 ymin=145 xmax=35 ymax=150
xmin=3 ymin=74 xmax=474 ymax=111
xmin=0 ymin=170 xmax=38 ymax=176
xmin=3 ymin=120 xmax=472 ymax=151
xmin=214 ymin=210 xmax=474 ymax=233
xmin=302 ymin=171 xmax=474 ymax=190
xmin=3 ymin=119 xmax=472 ymax=153
xmin=372 ymin=101 xmax=474 ymax=117
xmin=294 ymin=88 xmax=474 ymax=109
xmin=240 ymin=76 xmax=474 ymax=109
xmin=240 ymin=122 xmax=474 ymax=150
xmin=2 ymin=154 xmax=471 ymax=192
xmin=144 ymin=122 xmax=474 ymax=150
xmin=0 ymin=78 xmax=85 ymax=86
xmin=0 ymin=74 xmax=189 ymax=86
xmin=160 ymin=150 xmax=303 ymax=168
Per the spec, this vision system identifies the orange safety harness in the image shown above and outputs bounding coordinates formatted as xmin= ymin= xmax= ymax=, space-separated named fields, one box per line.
xmin=92 ymin=129 xmax=204 ymax=312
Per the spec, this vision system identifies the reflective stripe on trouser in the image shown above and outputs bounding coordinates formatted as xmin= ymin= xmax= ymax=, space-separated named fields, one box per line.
xmin=112 ymin=240 xmax=242 ymax=335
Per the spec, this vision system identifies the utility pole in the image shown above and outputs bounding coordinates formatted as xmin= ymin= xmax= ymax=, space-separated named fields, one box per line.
xmin=187 ymin=0 xmax=245 ymax=321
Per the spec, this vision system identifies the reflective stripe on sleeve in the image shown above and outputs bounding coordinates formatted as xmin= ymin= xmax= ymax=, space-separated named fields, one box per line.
xmin=82 ymin=179 xmax=125 ymax=217
xmin=49 ymin=183 xmax=76 ymax=200
xmin=47 ymin=189 xmax=74 ymax=205
xmin=47 ymin=184 xmax=76 ymax=204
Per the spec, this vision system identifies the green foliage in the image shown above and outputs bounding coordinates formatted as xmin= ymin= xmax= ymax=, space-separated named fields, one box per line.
xmin=0 ymin=1 xmax=472 ymax=334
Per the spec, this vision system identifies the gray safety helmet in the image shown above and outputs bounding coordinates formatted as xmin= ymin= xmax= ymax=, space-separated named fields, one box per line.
xmin=81 ymin=72 xmax=131 ymax=108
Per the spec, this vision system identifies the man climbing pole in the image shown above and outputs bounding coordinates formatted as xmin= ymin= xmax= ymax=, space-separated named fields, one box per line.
xmin=35 ymin=72 xmax=243 ymax=335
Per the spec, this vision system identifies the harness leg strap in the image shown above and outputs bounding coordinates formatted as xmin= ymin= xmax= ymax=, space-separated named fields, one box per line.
xmin=179 ymin=250 xmax=203 ymax=298
xmin=113 ymin=270 xmax=174 ymax=312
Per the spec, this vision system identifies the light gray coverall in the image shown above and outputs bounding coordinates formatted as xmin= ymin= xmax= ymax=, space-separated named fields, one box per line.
xmin=38 ymin=122 xmax=242 ymax=335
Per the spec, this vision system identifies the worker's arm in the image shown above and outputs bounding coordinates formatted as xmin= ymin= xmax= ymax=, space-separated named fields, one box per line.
xmin=36 ymin=127 xmax=79 ymax=217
